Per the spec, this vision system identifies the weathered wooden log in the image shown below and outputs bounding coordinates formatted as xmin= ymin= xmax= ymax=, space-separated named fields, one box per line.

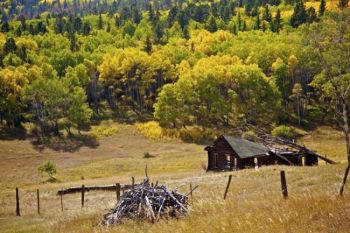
xmin=57 ymin=184 xmax=132 ymax=195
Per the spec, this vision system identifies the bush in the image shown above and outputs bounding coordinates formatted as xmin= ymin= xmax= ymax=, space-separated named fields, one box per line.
xmin=136 ymin=121 xmax=173 ymax=141
xmin=90 ymin=124 xmax=119 ymax=139
xmin=242 ymin=130 xmax=259 ymax=142
xmin=143 ymin=152 xmax=155 ymax=159
xmin=38 ymin=161 xmax=57 ymax=181
xmin=271 ymin=125 xmax=296 ymax=139
xmin=136 ymin=121 xmax=218 ymax=143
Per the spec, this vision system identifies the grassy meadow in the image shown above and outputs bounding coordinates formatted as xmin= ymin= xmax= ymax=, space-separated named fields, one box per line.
xmin=0 ymin=124 xmax=350 ymax=233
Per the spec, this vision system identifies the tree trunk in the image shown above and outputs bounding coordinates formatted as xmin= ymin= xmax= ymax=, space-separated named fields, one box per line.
xmin=339 ymin=97 xmax=350 ymax=196
xmin=297 ymin=95 xmax=301 ymax=126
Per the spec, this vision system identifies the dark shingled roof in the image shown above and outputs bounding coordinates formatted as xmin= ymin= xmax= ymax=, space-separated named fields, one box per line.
xmin=222 ymin=135 xmax=269 ymax=159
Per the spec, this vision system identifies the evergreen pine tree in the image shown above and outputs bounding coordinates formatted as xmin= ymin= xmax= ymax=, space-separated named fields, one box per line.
xmin=176 ymin=10 xmax=188 ymax=30
xmin=263 ymin=5 xmax=272 ymax=22
xmin=153 ymin=23 xmax=164 ymax=44
xmin=273 ymin=9 xmax=282 ymax=33
xmin=115 ymin=15 xmax=120 ymax=28
xmin=206 ymin=15 xmax=218 ymax=32
xmin=237 ymin=11 xmax=242 ymax=31
xmin=262 ymin=21 xmax=267 ymax=32
xmin=290 ymin=0 xmax=308 ymax=28
xmin=183 ymin=26 xmax=190 ymax=39
xmin=148 ymin=4 xmax=155 ymax=22
xmin=82 ymin=22 xmax=91 ymax=35
xmin=144 ymin=36 xmax=152 ymax=54
xmin=234 ymin=23 xmax=238 ymax=35
xmin=54 ymin=17 xmax=64 ymax=34
xmin=19 ymin=15 xmax=26 ymax=31
xmin=254 ymin=14 xmax=261 ymax=30
xmin=132 ymin=8 xmax=141 ymax=24
xmin=242 ymin=20 xmax=247 ymax=31
xmin=251 ymin=6 xmax=259 ymax=17
xmin=69 ymin=32 xmax=77 ymax=52
xmin=3 ymin=37 xmax=17 ymax=55
xmin=319 ymin=0 xmax=326 ymax=16
xmin=98 ymin=14 xmax=103 ymax=30
xmin=15 ymin=26 xmax=22 ymax=36
xmin=1 ymin=22 xmax=10 ymax=32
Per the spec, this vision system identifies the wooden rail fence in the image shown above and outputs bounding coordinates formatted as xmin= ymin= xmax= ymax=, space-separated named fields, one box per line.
xmin=13 ymin=170 xmax=290 ymax=216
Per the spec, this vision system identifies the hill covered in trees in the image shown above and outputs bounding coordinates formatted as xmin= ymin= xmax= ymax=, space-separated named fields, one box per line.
xmin=0 ymin=0 xmax=349 ymax=139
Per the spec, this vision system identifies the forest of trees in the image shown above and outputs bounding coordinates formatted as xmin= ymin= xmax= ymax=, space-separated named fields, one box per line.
xmin=0 ymin=0 xmax=349 ymax=138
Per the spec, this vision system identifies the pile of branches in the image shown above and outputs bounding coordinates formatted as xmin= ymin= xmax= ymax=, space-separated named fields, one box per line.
xmin=101 ymin=178 xmax=194 ymax=226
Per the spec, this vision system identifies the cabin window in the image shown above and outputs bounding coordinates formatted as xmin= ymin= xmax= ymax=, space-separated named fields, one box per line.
xmin=226 ymin=154 xmax=231 ymax=169
xmin=233 ymin=157 xmax=238 ymax=169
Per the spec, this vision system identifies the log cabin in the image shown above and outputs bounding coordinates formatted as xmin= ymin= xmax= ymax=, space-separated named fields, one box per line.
xmin=205 ymin=135 xmax=320 ymax=171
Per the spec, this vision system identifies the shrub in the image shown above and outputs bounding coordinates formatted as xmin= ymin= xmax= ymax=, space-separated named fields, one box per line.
xmin=143 ymin=152 xmax=155 ymax=159
xmin=38 ymin=161 xmax=57 ymax=181
xmin=242 ymin=130 xmax=259 ymax=142
xmin=136 ymin=121 xmax=218 ymax=143
xmin=271 ymin=125 xmax=296 ymax=139
xmin=90 ymin=124 xmax=119 ymax=139
xmin=136 ymin=121 xmax=173 ymax=141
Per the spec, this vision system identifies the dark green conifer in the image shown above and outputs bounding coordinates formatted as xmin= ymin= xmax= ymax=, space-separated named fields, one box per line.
xmin=319 ymin=0 xmax=326 ymax=16
xmin=254 ymin=14 xmax=261 ymax=30
xmin=98 ymin=14 xmax=103 ymax=30
xmin=144 ymin=36 xmax=152 ymax=54
xmin=206 ymin=15 xmax=218 ymax=32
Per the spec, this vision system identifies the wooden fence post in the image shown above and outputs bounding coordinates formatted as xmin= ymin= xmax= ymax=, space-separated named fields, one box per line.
xmin=60 ymin=191 xmax=63 ymax=211
xmin=16 ymin=187 xmax=20 ymax=216
xmin=190 ymin=183 xmax=193 ymax=200
xmin=37 ymin=189 xmax=40 ymax=215
xmin=145 ymin=165 xmax=148 ymax=178
xmin=280 ymin=170 xmax=288 ymax=199
xmin=132 ymin=177 xmax=135 ymax=189
xmin=116 ymin=183 xmax=121 ymax=201
xmin=223 ymin=175 xmax=232 ymax=200
xmin=81 ymin=185 xmax=85 ymax=208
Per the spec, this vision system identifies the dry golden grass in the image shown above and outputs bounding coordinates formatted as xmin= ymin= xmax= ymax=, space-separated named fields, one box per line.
xmin=299 ymin=126 xmax=346 ymax=162
xmin=1 ymin=165 xmax=350 ymax=233
xmin=1 ymin=125 xmax=350 ymax=233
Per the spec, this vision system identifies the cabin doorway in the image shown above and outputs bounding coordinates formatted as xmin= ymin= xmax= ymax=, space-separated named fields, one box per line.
xmin=233 ymin=157 xmax=238 ymax=170
xmin=213 ymin=153 xmax=218 ymax=169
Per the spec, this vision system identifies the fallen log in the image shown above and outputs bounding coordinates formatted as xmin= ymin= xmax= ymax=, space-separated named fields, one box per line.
xmin=57 ymin=184 xmax=132 ymax=195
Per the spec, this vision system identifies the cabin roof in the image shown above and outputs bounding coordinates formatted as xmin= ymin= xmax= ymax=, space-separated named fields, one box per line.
xmin=222 ymin=135 xmax=270 ymax=159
